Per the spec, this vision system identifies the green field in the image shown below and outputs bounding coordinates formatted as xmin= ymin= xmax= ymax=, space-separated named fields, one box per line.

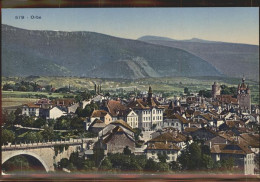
xmin=2 ymin=76 xmax=259 ymax=105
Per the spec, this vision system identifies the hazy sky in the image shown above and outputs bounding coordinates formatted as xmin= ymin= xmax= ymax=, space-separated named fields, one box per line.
xmin=2 ymin=8 xmax=259 ymax=45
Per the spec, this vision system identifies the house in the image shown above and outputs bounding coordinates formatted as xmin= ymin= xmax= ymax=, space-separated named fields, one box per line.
xmin=22 ymin=103 xmax=40 ymax=117
xmin=238 ymin=133 xmax=259 ymax=154
xmin=211 ymin=143 xmax=255 ymax=175
xmin=43 ymin=106 xmax=67 ymax=120
xmin=90 ymin=110 xmax=112 ymax=125
xmin=146 ymin=131 xmax=191 ymax=162
xmin=163 ymin=113 xmax=189 ymax=132
xmin=204 ymin=133 xmax=234 ymax=147
xmin=148 ymin=131 xmax=190 ymax=152
xmin=52 ymin=98 xmax=78 ymax=114
xmin=146 ymin=141 xmax=180 ymax=162
xmin=189 ymin=127 xmax=218 ymax=141
xmin=118 ymin=108 xmax=139 ymax=129
xmin=103 ymin=100 xmax=127 ymax=121
xmin=98 ymin=120 xmax=135 ymax=154
xmin=127 ymin=86 xmax=164 ymax=131
xmin=88 ymin=119 xmax=107 ymax=134
xmin=98 ymin=119 xmax=134 ymax=139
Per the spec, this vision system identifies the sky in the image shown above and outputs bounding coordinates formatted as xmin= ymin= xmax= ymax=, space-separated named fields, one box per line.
xmin=2 ymin=8 xmax=259 ymax=45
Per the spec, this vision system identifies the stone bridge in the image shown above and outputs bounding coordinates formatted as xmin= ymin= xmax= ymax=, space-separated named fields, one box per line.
xmin=2 ymin=137 xmax=98 ymax=172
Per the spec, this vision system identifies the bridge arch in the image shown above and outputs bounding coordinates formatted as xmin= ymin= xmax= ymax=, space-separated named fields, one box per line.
xmin=2 ymin=150 xmax=50 ymax=172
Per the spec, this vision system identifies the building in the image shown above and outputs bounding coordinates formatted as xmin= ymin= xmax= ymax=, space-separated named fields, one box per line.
xmin=118 ymin=109 xmax=139 ymax=129
xmin=103 ymin=100 xmax=127 ymax=121
xmin=212 ymin=82 xmax=221 ymax=99
xmin=90 ymin=110 xmax=112 ymax=125
xmin=88 ymin=119 xmax=107 ymax=134
xmin=127 ymin=86 xmax=164 ymax=131
xmin=22 ymin=103 xmax=40 ymax=117
xmin=98 ymin=120 xmax=135 ymax=154
xmin=237 ymin=76 xmax=251 ymax=113
xmin=211 ymin=143 xmax=255 ymax=174
xmin=146 ymin=131 xmax=190 ymax=162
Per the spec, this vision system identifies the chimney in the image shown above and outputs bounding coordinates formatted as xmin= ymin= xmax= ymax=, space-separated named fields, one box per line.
xmin=209 ymin=141 xmax=212 ymax=148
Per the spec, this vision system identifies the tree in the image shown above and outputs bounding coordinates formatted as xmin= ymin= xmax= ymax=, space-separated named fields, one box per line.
xmin=157 ymin=162 xmax=169 ymax=172
xmin=24 ymin=132 xmax=43 ymax=142
xmin=21 ymin=116 xmax=34 ymax=127
xmin=33 ymin=117 xmax=46 ymax=128
xmin=2 ymin=129 xmax=15 ymax=144
xmin=14 ymin=108 xmax=22 ymax=117
xmin=157 ymin=153 xmax=168 ymax=163
xmin=58 ymin=158 xmax=70 ymax=169
xmin=201 ymin=154 xmax=214 ymax=169
xmin=91 ymin=146 xmax=105 ymax=167
xmin=220 ymin=157 xmax=234 ymax=171
xmin=144 ymin=158 xmax=158 ymax=171
xmin=169 ymin=161 xmax=181 ymax=171
xmin=178 ymin=142 xmax=202 ymax=170
xmin=99 ymin=157 xmax=112 ymax=170
xmin=133 ymin=128 xmax=142 ymax=141
xmin=198 ymin=90 xmax=211 ymax=98
xmin=4 ymin=111 xmax=16 ymax=127
xmin=123 ymin=146 xmax=132 ymax=155
xmin=41 ymin=126 xmax=55 ymax=141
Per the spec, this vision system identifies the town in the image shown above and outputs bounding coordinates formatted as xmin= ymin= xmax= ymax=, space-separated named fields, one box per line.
xmin=2 ymin=76 xmax=259 ymax=175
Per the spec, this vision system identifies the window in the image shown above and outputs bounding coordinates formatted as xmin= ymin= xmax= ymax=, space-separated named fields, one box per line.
xmin=153 ymin=117 xmax=155 ymax=120
xmin=167 ymin=151 xmax=170 ymax=154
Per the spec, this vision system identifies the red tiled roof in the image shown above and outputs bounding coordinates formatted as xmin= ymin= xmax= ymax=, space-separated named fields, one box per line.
xmin=111 ymin=119 xmax=134 ymax=132
xmin=107 ymin=100 xmax=127 ymax=116
xmin=211 ymin=143 xmax=253 ymax=155
xmin=91 ymin=110 xmax=110 ymax=118
xmin=147 ymin=142 xmax=180 ymax=150
xmin=149 ymin=132 xmax=187 ymax=143
xmin=23 ymin=103 xmax=40 ymax=108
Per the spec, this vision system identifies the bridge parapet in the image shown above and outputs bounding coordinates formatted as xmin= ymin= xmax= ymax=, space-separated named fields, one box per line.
xmin=2 ymin=137 xmax=98 ymax=151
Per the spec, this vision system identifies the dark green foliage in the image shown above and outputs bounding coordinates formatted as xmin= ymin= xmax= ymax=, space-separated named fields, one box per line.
xmin=33 ymin=117 xmax=46 ymax=128
xmin=54 ymin=144 xmax=69 ymax=156
xmin=178 ymin=142 xmax=214 ymax=170
xmin=58 ymin=158 xmax=70 ymax=169
xmin=133 ymin=128 xmax=142 ymax=141
xmin=157 ymin=153 xmax=168 ymax=163
xmin=3 ymin=111 xmax=16 ymax=126
xmin=198 ymin=90 xmax=212 ymax=98
xmin=41 ymin=126 xmax=55 ymax=141
xmin=184 ymin=87 xmax=190 ymax=95
xmin=220 ymin=157 xmax=234 ymax=170
xmin=76 ymin=102 xmax=99 ymax=117
xmin=169 ymin=161 xmax=181 ymax=171
xmin=2 ymin=129 xmax=15 ymax=144
xmin=99 ymin=158 xmax=112 ymax=170
xmin=123 ymin=146 xmax=132 ymax=155
xmin=24 ymin=131 xmax=43 ymax=142
xmin=91 ymin=148 xmax=105 ymax=167
xmin=221 ymin=85 xmax=237 ymax=96
xmin=144 ymin=158 xmax=158 ymax=171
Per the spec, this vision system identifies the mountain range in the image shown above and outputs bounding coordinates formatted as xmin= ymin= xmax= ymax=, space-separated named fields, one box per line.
xmin=2 ymin=24 xmax=258 ymax=80
xmin=138 ymin=36 xmax=259 ymax=81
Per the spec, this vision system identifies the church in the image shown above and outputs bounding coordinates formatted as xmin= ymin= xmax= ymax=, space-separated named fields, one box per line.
xmin=237 ymin=76 xmax=251 ymax=114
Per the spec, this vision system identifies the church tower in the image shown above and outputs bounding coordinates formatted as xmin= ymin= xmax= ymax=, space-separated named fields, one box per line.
xmin=211 ymin=82 xmax=221 ymax=99
xmin=147 ymin=86 xmax=153 ymax=106
xmin=237 ymin=76 xmax=251 ymax=113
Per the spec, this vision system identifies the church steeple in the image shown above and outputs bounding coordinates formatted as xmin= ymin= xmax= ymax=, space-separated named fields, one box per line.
xmin=148 ymin=85 xmax=153 ymax=99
